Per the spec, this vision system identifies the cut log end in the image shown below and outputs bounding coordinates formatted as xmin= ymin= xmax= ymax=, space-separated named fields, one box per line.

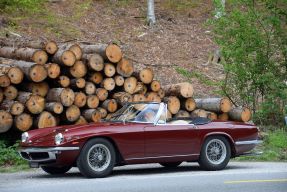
xmin=74 ymin=116 xmax=88 ymax=125
xmin=3 ymin=85 xmax=18 ymax=100
xmin=164 ymin=96 xmax=180 ymax=114
xmin=106 ymin=44 xmax=122 ymax=63
xmin=0 ymin=74 xmax=10 ymax=87
xmin=139 ymin=68 xmax=154 ymax=84
xmin=65 ymin=105 xmax=80 ymax=122
xmin=45 ymin=41 xmax=58 ymax=55
xmin=86 ymin=95 xmax=99 ymax=109
xmin=102 ymin=99 xmax=118 ymax=113
xmin=61 ymin=50 xmax=76 ymax=66
xmin=60 ymin=88 xmax=75 ymax=107
xmin=74 ymin=92 xmax=87 ymax=108
xmin=46 ymin=63 xmax=61 ymax=79
xmin=69 ymin=44 xmax=82 ymax=60
xmin=220 ymin=97 xmax=232 ymax=113
xmin=84 ymin=54 xmax=104 ymax=71
xmin=70 ymin=60 xmax=87 ymax=78
xmin=7 ymin=67 xmax=24 ymax=84
xmin=32 ymin=50 xmax=48 ymax=65
xmin=14 ymin=113 xmax=33 ymax=132
xmin=150 ymin=80 xmax=161 ymax=92
xmin=26 ymin=95 xmax=45 ymax=114
xmin=29 ymin=64 xmax=47 ymax=82
xmin=116 ymin=58 xmax=134 ymax=77
xmin=0 ymin=110 xmax=13 ymax=133
xmin=184 ymin=98 xmax=196 ymax=112
xmin=37 ymin=111 xmax=57 ymax=128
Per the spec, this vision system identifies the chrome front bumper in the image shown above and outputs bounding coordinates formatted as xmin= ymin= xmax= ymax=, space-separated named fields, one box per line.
xmin=19 ymin=147 xmax=79 ymax=163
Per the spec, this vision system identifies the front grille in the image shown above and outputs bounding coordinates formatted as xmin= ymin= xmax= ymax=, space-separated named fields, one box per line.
xmin=20 ymin=152 xmax=49 ymax=160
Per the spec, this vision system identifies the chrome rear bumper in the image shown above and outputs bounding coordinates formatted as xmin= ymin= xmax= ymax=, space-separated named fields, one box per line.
xmin=235 ymin=140 xmax=263 ymax=145
xmin=19 ymin=147 xmax=79 ymax=163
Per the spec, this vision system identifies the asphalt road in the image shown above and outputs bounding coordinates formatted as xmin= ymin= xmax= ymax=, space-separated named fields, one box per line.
xmin=0 ymin=162 xmax=286 ymax=192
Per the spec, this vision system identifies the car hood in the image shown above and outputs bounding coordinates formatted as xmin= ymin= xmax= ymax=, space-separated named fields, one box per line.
xmin=21 ymin=121 xmax=127 ymax=147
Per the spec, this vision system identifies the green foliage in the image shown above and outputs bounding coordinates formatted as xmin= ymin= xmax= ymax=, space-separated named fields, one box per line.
xmin=162 ymin=0 xmax=199 ymax=12
xmin=0 ymin=140 xmax=26 ymax=167
xmin=0 ymin=0 xmax=45 ymax=13
xmin=236 ymin=129 xmax=287 ymax=161
xmin=209 ymin=0 xmax=287 ymax=125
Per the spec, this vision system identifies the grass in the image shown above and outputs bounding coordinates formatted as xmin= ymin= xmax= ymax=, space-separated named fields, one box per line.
xmin=235 ymin=129 xmax=287 ymax=162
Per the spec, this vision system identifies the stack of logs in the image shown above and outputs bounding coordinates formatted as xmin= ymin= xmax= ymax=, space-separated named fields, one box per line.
xmin=0 ymin=39 xmax=251 ymax=134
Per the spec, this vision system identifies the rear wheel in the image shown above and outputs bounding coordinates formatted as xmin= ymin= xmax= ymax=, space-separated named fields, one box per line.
xmin=159 ymin=162 xmax=182 ymax=168
xmin=41 ymin=166 xmax=71 ymax=175
xmin=77 ymin=138 xmax=116 ymax=178
xmin=199 ymin=136 xmax=231 ymax=171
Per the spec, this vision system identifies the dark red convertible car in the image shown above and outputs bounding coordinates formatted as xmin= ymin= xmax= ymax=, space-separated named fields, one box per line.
xmin=19 ymin=102 xmax=261 ymax=178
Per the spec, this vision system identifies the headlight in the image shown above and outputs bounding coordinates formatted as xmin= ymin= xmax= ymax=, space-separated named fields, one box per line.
xmin=55 ymin=133 xmax=64 ymax=145
xmin=21 ymin=132 xmax=29 ymax=143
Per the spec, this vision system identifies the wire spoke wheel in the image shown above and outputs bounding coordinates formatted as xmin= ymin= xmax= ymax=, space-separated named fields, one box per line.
xmin=205 ymin=139 xmax=227 ymax=165
xmin=87 ymin=144 xmax=111 ymax=172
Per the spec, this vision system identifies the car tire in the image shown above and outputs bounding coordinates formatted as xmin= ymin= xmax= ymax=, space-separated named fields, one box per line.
xmin=41 ymin=166 xmax=71 ymax=175
xmin=159 ymin=162 xmax=182 ymax=168
xmin=198 ymin=136 xmax=231 ymax=171
xmin=77 ymin=138 xmax=116 ymax=178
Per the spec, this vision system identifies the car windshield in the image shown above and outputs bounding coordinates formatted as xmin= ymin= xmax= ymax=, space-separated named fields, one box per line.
xmin=108 ymin=103 xmax=161 ymax=123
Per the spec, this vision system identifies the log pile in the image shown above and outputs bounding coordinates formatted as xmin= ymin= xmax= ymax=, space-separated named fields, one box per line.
xmin=0 ymin=39 xmax=251 ymax=133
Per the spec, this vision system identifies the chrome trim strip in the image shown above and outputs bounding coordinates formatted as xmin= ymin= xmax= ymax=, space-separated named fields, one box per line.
xmin=20 ymin=147 xmax=79 ymax=153
xmin=235 ymin=140 xmax=263 ymax=145
xmin=126 ymin=154 xmax=199 ymax=161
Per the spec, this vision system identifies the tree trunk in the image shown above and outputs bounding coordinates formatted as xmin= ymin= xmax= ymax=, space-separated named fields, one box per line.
xmin=102 ymin=99 xmax=118 ymax=113
xmin=82 ymin=109 xmax=101 ymax=122
xmin=175 ymin=110 xmax=190 ymax=118
xmin=46 ymin=88 xmax=75 ymax=107
xmin=0 ymin=58 xmax=47 ymax=82
xmin=17 ymin=91 xmax=45 ymax=114
xmin=22 ymin=82 xmax=49 ymax=97
xmin=134 ymin=68 xmax=154 ymax=84
xmin=181 ymin=98 xmax=196 ymax=112
xmin=89 ymin=72 xmax=103 ymax=84
xmin=124 ymin=76 xmax=137 ymax=94
xmin=68 ymin=60 xmax=87 ymax=78
xmin=0 ymin=64 xmax=24 ymax=84
xmin=132 ymin=94 xmax=146 ymax=102
xmin=114 ymin=75 xmax=125 ymax=87
xmin=218 ymin=113 xmax=229 ymax=121
xmin=112 ymin=92 xmax=132 ymax=106
xmin=104 ymin=63 xmax=116 ymax=77
xmin=82 ymin=54 xmax=104 ymax=71
xmin=74 ymin=92 xmax=87 ymax=108
xmin=195 ymin=97 xmax=232 ymax=113
xmin=0 ymin=46 xmax=48 ymax=64
xmin=146 ymin=92 xmax=161 ymax=102
xmin=101 ymin=78 xmax=115 ymax=91
xmin=74 ymin=116 xmax=88 ymax=125
xmin=45 ymin=102 xmax=63 ymax=114
xmin=0 ymin=73 xmax=10 ymax=87
xmin=0 ymin=39 xmax=58 ymax=55
xmin=3 ymin=85 xmax=18 ymax=100
xmin=81 ymin=43 xmax=122 ymax=63
xmin=163 ymin=82 xmax=194 ymax=98
xmin=147 ymin=0 xmax=156 ymax=25
xmin=86 ymin=95 xmax=99 ymax=109
xmin=56 ymin=75 xmax=70 ymax=88
xmin=116 ymin=58 xmax=134 ymax=77
xmin=190 ymin=109 xmax=208 ymax=118
xmin=97 ymin=107 xmax=107 ymax=118
xmin=14 ymin=113 xmax=33 ymax=132
xmin=0 ymin=110 xmax=13 ymax=133
xmin=163 ymin=96 xmax=180 ymax=114
xmin=70 ymin=78 xmax=86 ymax=89
xmin=228 ymin=107 xmax=251 ymax=122
xmin=0 ymin=100 xmax=24 ymax=115
xmin=95 ymin=88 xmax=108 ymax=101
xmin=64 ymin=105 xmax=80 ymax=122
xmin=35 ymin=111 xmax=58 ymax=128
xmin=52 ymin=49 xmax=76 ymax=67
xmin=85 ymin=82 xmax=96 ymax=95
xmin=150 ymin=80 xmax=161 ymax=92
xmin=45 ymin=63 xmax=61 ymax=79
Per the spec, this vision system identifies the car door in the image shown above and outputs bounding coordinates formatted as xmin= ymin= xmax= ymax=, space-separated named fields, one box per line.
xmin=144 ymin=123 xmax=199 ymax=158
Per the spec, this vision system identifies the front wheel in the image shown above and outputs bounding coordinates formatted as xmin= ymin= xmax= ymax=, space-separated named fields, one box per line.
xmin=198 ymin=136 xmax=231 ymax=171
xmin=41 ymin=166 xmax=71 ymax=175
xmin=77 ymin=138 xmax=116 ymax=178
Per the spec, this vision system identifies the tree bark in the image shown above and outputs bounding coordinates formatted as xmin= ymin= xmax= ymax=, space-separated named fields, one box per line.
xmin=46 ymin=88 xmax=75 ymax=107
xmin=228 ymin=107 xmax=251 ymax=122
xmin=0 ymin=64 xmax=24 ymax=84
xmin=0 ymin=46 xmax=48 ymax=64
xmin=22 ymin=82 xmax=49 ymax=97
xmin=195 ymin=97 xmax=232 ymax=113
xmin=58 ymin=43 xmax=82 ymax=60
xmin=82 ymin=109 xmax=101 ymax=122
xmin=147 ymin=0 xmax=156 ymax=26
xmin=163 ymin=82 xmax=194 ymax=98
